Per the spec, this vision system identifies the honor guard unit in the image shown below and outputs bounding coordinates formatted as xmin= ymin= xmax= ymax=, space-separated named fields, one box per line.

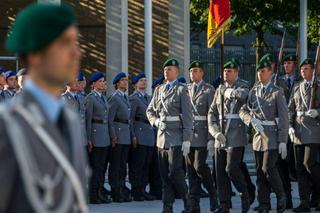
xmin=1 ymin=3 xmax=320 ymax=213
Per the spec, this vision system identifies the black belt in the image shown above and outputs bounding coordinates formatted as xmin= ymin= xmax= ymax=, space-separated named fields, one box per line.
xmin=92 ymin=119 xmax=107 ymax=124
xmin=135 ymin=117 xmax=150 ymax=124
xmin=114 ymin=118 xmax=129 ymax=124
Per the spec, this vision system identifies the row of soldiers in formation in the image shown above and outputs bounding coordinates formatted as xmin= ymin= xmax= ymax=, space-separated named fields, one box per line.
xmin=1 ymin=52 xmax=319 ymax=213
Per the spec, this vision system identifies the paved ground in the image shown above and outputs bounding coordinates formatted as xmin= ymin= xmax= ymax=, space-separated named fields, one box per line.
xmin=88 ymin=178 xmax=319 ymax=213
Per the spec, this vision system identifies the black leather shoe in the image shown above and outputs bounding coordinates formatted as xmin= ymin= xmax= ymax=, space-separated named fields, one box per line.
xmin=89 ymin=198 xmax=105 ymax=204
xmin=162 ymin=203 xmax=173 ymax=213
xmin=253 ymin=204 xmax=271 ymax=211
xmin=111 ymin=188 xmax=124 ymax=203
xmin=257 ymin=209 xmax=269 ymax=213
xmin=141 ymin=190 xmax=156 ymax=201
xmin=292 ymin=204 xmax=311 ymax=212
xmin=277 ymin=196 xmax=286 ymax=213
xmin=213 ymin=206 xmax=229 ymax=213
xmin=210 ymin=196 xmax=219 ymax=212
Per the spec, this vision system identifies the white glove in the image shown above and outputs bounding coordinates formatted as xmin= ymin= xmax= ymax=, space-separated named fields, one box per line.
xmin=182 ymin=141 xmax=191 ymax=156
xmin=155 ymin=119 xmax=166 ymax=131
xmin=288 ymin=127 xmax=295 ymax=142
xmin=278 ymin=143 xmax=287 ymax=159
xmin=224 ymin=88 xmax=234 ymax=99
xmin=207 ymin=140 xmax=215 ymax=157
xmin=306 ymin=109 xmax=319 ymax=118
xmin=214 ymin=132 xmax=226 ymax=145
xmin=251 ymin=117 xmax=264 ymax=133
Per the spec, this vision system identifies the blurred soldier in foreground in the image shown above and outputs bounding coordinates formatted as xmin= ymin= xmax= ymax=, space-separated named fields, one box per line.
xmin=0 ymin=3 xmax=87 ymax=213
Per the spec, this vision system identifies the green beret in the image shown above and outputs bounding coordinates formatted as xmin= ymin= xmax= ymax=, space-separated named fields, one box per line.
xmin=256 ymin=59 xmax=271 ymax=71
xmin=259 ymin=53 xmax=275 ymax=64
xmin=188 ymin=60 xmax=203 ymax=70
xmin=6 ymin=3 xmax=76 ymax=54
xmin=230 ymin=58 xmax=241 ymax=67
xmin=163 ymin=58 xmax=179 ymax=68
xmin=224 ymin=59 xmax=239 ymax=69
xmin=299 ymin=58 xmax=314 ymax=68
xmin=282 ymin=53 xmax=296 ymax=63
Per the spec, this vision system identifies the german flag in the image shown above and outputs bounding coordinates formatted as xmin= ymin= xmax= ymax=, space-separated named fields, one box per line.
xmin=207 ymin=0 xmax=231 ymax=48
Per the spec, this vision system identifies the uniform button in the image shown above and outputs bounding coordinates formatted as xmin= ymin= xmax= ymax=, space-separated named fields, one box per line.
xmin=118 ymin=128 xmax=121 ymax=130
xmin=139 ymin=128 xmax=142 ymax=131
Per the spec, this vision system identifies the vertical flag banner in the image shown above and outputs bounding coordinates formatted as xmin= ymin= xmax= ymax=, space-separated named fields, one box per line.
xmin=207 ymin=0 xmax=231 ymax=48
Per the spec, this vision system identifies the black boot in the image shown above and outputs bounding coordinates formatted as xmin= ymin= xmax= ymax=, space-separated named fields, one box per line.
xmin=131 ymin=187 xmax=144 ymax=201
xmin=120 ymin=186 xmax=132 ymax=202
xmin=214 ymin=203 xmax=230 ymax=213
xmin=253 ymin=204 xmax=271 ymax=211
xmin=162 ymin=203 xmax=173 ymax=213
xmin=141 ymin=188 xmax=156 ymax=201
xmin=209 ymin=193 xmax=219 ymax=212
xmin=292 ymin=202 xmax=311 ymax=212
xmin=277 ymin=195 xmax=286 ymax=213
xmin=98 ymin=188 xmax=112 ymax=203
xmin=111 ymin=187 xmax=124 ymax=203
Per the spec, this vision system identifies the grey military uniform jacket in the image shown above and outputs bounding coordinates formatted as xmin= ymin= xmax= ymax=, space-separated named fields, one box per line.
xmin=288 ymin=80 xmax=320 ymax=144
xmin=3 ymin=88 xmax=15 ymax=101
xmin=280 ymin=74 xmax=302 ymax=102
xmin=108 ymin=90 xmax=133 ymax=145
xmin=62 ymin=91 xmax=87 ymax=146
xmin=208 ymin=78 xmax=249 ymax=148
xmin=0 ymin=90 xmax=5 ymax=102
xmin=0 ymin=90 xmax=87 ymax=213
xmin=146 ymin=80 xmax=193 ymax=149
xmin=240 ymin=82 xmax=289 ymax=151
xmin=187 ymin=81 xmax=215 ymax=147
xmin=61 ymin=91 xmax=80 ymax=112
xmin=129 ymin=91 xmax=155 ymax=147
xmin=85 ymin=90 xmax=111 ymax=147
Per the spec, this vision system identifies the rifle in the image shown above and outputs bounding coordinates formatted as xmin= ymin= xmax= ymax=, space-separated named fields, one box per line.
xmin=274 ymin=30 xmax=286 ymax=86
xmin=309 ymin=40 xmax=320 ymax=109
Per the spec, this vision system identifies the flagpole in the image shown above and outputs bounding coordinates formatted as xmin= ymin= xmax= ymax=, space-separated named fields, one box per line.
xmin=220 ymin=29 xmax=225 ymax=135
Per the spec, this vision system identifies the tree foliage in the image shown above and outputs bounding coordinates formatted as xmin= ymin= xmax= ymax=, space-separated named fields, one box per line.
xmin=190 ymin=0 xmax=319 ymax=55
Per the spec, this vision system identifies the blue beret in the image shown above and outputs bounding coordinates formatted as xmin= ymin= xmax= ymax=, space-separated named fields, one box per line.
xmin=5 ymin=71 xmax=17 ymax=79
xmin=78 ymin=72 xmax=86 ymax=81
xmin=113 ymin=72 xmax=126 ymax=85
xmin=178 ymin=77 xmax=186 ymax=83
xmin=0 ymin=67 xmax=6 ymax=74
xmin=152 ymin=75 xmax=165 ymax=89
xmin=89 ymin=72 xmax=105 ymax=85
xmin=132 ymin=72 xmax=146 ymax=85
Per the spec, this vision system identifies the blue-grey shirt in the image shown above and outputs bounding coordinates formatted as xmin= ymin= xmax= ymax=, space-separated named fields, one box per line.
xmin=24 ymin=79 xmax=64 ymax=123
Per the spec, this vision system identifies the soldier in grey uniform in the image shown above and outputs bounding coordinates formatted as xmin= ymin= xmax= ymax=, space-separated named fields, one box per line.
xmin=85 ymin=72 xmax=112 ymax=204
xmin=277 ymin=53 xmax=301 ymax=209
xmin=3 ymin=71 xmax=17 ymax=101
xmin=239 ymin=59 xmax=288 ymax=213
xmin=0 ymin=68 xmax=6 ymax=102
xmin=208 ymin=59 xmax=251 ymax=213
xmin=186 ymin=60 xmax=218 ymax=213
xmin=108 ymin=72 xmax=135 ymax=202
xmin=128 ymin=72 xmax=156 ymax=201
xmin=288 ymin=58 xmax=320 ymax=212
xmin=146 ymin=58 xmax=193 ymax=213
xmin=62 ymin=79 xmax=80 ymax=113
xmin=77 ymin=72 xmax=87 ymax=101
xmin=0 ymin=3 xmax=88 ymax=212
xmin=15 ymin=68 xmax=27 ymax=95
